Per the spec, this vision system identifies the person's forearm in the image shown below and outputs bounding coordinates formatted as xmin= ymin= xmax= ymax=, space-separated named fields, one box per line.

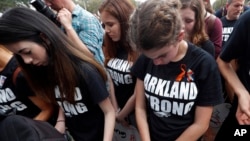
xmin=54 ymin=107 xmax=66 ymax=134
xmin=33 ymin=108 xmax=53 ymax=121
xmin=29 ymin=96 xmax=54 ymax=121
xmin=108 ymin=78 xmax=119 ymax=111
xmin=176 ymin=123 xmax=209 ymax=141
xmin=103 ymin=109 xmax=116 ymax=141
xmin=217 ymin=57 xmax=248 ymax=98
xmin=136 ymin=108 xmax=150 ymax=141
xmin=176 ymin=106 xmax=213 ymax=141
xmin=118 ymin=94 xmax=135 ymax=119
xmin=135 ymin=79 xmax=150 ymax=140
xmin=57 ymin=107 xmax=65 ymax=121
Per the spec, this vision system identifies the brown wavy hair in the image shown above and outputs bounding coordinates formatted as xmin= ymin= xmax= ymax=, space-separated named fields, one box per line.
xmin=99 ymin=0 xmax=139 ymax=66
xmin=129 ymin=0 xmax=183 ymax=50
xmin=181 ymin=0 xmax=209 ymax=46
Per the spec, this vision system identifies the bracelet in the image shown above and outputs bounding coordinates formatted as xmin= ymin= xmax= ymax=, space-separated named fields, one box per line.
xmin=57 ymin=120 xmax=65 ymax=122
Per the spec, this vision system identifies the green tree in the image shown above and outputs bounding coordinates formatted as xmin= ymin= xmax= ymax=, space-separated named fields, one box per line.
xmin=85 ymin=0 xmax=103 ymax=14
xmin=213 ymin=0 xmax=227 ymax=11
xmin=0 ymin=0 xmax=15 ymax=12
xmin=0 ymin=0 xmax=141 ymax=14
xmin=74 ymin=0 xmax=139 ymax=14
xmin=0 ymin=0 xmax=31 ymax=12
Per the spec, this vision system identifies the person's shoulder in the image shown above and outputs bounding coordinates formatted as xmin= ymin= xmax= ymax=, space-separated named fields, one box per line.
xmin=233 ymin=10 xmax=250 ymax=28
xmin=202 ymin=39 xmax=214 ymax=47
xmin=4 ymin=57 xmax=19 ymax=74
xmin=206 ymin=14 xmax=222 ymax=29
xmin=215 ymin=8 xmax=223 ymax=18
xmin=187 ymin=42 xmax=214 ymax=61
xmin=132 ymin=54 xmax=150 ymax=70
xmin=220 ymin=16 xmax=234 ymax=25
xmin=220 ymin=16 xmax=226 ymax=21
xmin=244 ymin=5 xmax=250 ymax=11
xmin=73 ymin=5 xmax=93 ymax=18
xmin=79 ymin=61 xmax=95 ymax=70
xmin=211 ymin=16 xmax=222 ymax=29
xmin=240 ymin=9 xmax=250 ymax=20
xmin=136 ymin=54 xmax=150 ymax=63
xmin=214 ymin=16 xmax=222 ymax=24
xmin=187 ymin=42 xmax=203 ymax=54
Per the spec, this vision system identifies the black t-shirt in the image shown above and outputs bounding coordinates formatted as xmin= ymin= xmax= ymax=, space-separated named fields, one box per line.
xmin=220 ymin=16 xmax=237 ymax=48
xmin=0 ymin=57 xmax=40 ymax=118
xmin=131 ymin=43 xmax=223 ymax=140
xmin=199 ymin=39 xmax=215 ymax=57
xmin=106 ymin=47 xmax=136 ymax=108
xmin=55 ymin=62 xmax=109 ymax=141
xmin=220 ymin=10 xmax=250 ymax=101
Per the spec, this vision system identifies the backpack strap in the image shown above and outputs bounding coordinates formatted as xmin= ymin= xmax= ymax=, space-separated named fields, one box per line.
xmin=12 ymin=67 xmax=21 ymax=86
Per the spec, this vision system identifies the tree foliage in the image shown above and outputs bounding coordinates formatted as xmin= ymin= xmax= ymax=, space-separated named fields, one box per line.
xmin=0 ymin=0 xmax=141 ymax=14
xmin=0 ymin=0 xmax=30 ymax=12
xmin=74 ymin=0 xmax=139 ymax=14
xmin=213 ymin=0 xmax=227 ymax=11
xmin=79 ymin=0 xmax=103 ymax=14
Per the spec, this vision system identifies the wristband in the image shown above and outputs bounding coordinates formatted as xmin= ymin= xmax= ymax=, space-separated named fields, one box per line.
xmin=57 ymin=120 xmax=65 ymax=122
